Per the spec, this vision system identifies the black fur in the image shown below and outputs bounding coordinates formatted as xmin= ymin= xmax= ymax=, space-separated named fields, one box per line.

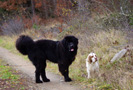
xmin=16 ymin=35 xmax=78 ymax=83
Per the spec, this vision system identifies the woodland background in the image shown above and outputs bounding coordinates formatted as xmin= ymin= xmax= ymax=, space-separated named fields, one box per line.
xmin=0 ymin=0 xmax=133 ymax=34
xmin=0 ymin=0 xmax=133 ymax=90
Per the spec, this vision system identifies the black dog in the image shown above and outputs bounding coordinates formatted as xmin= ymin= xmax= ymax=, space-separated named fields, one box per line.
xmin=16 ymin=35 xmax=78 ymax=83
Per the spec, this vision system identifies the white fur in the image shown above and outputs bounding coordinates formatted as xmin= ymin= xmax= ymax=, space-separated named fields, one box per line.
xmin=86 ymin=53 xmax=99 ymax=78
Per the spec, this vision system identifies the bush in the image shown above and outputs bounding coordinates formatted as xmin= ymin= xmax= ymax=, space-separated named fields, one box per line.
xmin=129 ymin=14 xmax=133 ymax=25
xmin=100 ymin=13 xmax=133 ymax=29
xmin=1 ymin=18 xmax=25 ymax=36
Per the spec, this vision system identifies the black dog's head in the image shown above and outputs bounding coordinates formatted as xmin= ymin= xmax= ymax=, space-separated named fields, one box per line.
xmin=62 ymin=35 xmax=78 ymax=52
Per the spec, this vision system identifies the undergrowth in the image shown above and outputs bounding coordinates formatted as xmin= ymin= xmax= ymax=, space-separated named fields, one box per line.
xmin=0 ymin=59 xmax=27 ymax=90
xmin=0 ymin=27 xmax=132 ymax=90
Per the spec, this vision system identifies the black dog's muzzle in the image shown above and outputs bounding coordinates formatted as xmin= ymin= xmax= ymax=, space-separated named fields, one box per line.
xmin=69 ymin=43 xmax=75 ymax=52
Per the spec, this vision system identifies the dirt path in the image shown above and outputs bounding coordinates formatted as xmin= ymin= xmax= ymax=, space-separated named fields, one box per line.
xmin=0 ymin=47 xmax=81 ymax=90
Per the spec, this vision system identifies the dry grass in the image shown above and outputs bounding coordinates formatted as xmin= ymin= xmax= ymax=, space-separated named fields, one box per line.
xmin=58 ymin=28 xmax=132 ymax=89
xmin=0 ymin=27 xmax=132 ymax=90
xmin=46 ymin=27 xmax=132 ymax=89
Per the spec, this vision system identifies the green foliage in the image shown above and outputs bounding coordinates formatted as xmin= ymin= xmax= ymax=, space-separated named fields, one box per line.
xmin=0 ymin=65 xmax=19 ymax=80
xmin=98 ymin=84 xmax=113 ymax=90
xmin=32 ymin=24 xmax=40 ymax=30
xmin=0 ymin=59 xmax=30 ymax=89
xmin=129 ymin=14 xmax=133 ymax=25
xmin=20 ymin=87 xmax=25 ymax=90
xmin=0 ymin=8 xmax=5 ymax=14
xmin=87 ymin=78 xmax=96 ymax=84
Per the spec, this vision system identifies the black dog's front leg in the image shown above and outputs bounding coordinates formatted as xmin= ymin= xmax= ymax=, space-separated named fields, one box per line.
xmin=35 ymin=62 xmax=50 ymax=83
xmin=58 ymin=64 xmax=72 ymax=82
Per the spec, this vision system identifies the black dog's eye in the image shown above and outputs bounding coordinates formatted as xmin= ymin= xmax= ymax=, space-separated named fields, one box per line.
xmin=69 ymin=42 xmax=74 ymax=46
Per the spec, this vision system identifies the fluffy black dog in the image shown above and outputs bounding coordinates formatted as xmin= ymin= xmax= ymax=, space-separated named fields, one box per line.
xmin=16 ymin=35 xmax=78 ymax=83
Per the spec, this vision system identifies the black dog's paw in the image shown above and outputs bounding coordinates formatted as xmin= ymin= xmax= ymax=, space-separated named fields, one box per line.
xmin=36 ymin=80 xmax=43 ymax=83
xmin=43 ymin=78 xmax=50 ymax=82
xmin=65 ymin=78 xmax=72 ymax=82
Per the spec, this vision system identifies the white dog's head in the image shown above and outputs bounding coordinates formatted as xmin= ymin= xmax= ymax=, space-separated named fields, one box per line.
xmin=86 ymin=53 xmax=98 ymax=63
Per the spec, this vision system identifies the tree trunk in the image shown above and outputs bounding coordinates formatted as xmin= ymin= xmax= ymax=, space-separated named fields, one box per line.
xmin=31 ymin=0 xmax=36 ymax=24
xmin=41 ymin=0 xmax=48 ymax=19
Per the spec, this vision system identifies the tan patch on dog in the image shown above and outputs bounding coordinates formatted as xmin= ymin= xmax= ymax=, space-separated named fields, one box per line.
xmin=88 ymin=56 xmax=93 ymax=63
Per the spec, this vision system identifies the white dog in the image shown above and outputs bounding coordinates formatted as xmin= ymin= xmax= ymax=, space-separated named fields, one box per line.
xmin=86 ymin=52 xmax=99 ymax=78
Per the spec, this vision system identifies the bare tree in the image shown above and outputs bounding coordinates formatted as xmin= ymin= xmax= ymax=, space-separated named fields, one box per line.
xmin=31 ymin=0 xmax=36 ymax=24
xmin=41 ymin=0 xmax=48 ymax=18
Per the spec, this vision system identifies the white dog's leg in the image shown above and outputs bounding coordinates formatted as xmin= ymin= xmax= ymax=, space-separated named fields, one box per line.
xmin=87 ymin=69 xmax=91 ymax=79
xmin=95 ymin=62 xmax=99 ymax=71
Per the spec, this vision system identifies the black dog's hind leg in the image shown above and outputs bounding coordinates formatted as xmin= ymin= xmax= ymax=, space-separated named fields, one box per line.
xmin=58 ymin=64 xmax=72 ymax=82
xmin=40 ymin=62 xmax=50 ymax=82
xmin=35 ymin=60 xmax=50 ymax=83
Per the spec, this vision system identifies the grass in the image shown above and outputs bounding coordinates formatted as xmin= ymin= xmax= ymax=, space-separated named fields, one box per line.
xmin=0 ymin=59 xmax=28 ymax=90
xmin=0 ymin=37 xmax=15 ymax=51
xmin=47 ymin=29 xmax=132 ymax=90
xmin=0 ymin=65 xmax=19 ymax=80
xmin=0 ymin=27 xmax=132 ymax=90
xmin=0 ymin=35 xmax=29 ymax=61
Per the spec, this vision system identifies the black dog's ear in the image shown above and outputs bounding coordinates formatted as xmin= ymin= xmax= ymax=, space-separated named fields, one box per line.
xmin=62 ymin=36 xmax=70 ymax=44
xmin=62 ymin=37 xmax=67 ymax=46
xmin=63 ymin=35 xmax=78 ymax=45
xmin=64 ymin=36 xmax=69 ymax=41
xmin=75 ymin=38 xmax=78 ymax=45
xmin=62 ymin=38 xmax=66 ymax=44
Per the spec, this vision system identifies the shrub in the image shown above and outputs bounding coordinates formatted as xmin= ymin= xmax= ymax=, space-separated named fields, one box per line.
xmin=129 ymin=14 xmax=133 ymax=25
xmin=1 ymin=17 xmax=25 ymax=36
xmin=100 ymin=13 xmax=133 ymax=29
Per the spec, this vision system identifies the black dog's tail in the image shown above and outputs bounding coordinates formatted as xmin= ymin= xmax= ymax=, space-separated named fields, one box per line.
xmin=16 ymin=35 xmax=35 ymax=55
